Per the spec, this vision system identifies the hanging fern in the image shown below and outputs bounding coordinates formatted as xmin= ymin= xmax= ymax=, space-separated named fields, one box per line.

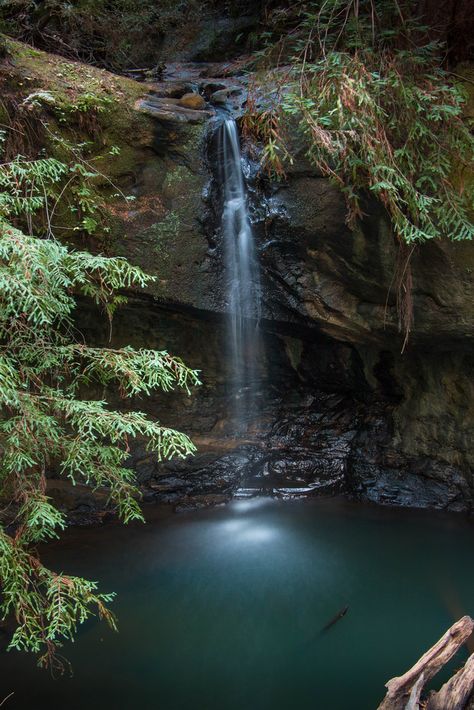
xmin=243 ymin=0 xmax=474 ymax=346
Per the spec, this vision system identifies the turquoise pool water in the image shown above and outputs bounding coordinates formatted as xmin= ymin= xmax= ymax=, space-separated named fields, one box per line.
xmin=2 ymin=497 xmax=473 ymax=709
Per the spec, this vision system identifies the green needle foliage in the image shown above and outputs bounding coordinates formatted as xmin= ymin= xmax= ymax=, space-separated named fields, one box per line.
xmin=244 ymin=0 xmax=474 ymax=344
xmin=0 ymin=113 xmax=200 ymax=668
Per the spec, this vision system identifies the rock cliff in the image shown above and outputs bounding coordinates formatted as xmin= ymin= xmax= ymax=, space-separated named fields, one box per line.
xmin=2 ymin=38 xmax=472 ymax=517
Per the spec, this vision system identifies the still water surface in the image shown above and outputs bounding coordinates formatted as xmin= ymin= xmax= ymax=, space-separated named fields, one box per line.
xmin=2 ymin=497 xmax=474 ymax=709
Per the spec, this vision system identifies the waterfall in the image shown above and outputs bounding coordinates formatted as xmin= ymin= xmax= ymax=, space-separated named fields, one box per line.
xmin=218 ymin=118 xmax=261 ymax=427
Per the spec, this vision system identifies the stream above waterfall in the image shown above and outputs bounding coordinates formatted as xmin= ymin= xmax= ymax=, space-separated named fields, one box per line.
xmin=2 ymin=498 xmax=473 ymax=710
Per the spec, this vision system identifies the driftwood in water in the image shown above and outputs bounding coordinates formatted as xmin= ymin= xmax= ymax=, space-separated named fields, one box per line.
xmin=378 ymin=615 xmax=474 ymax=710
xmin=405 ymin=673 xmax=425 ymax=710
xmin=427 ymin=652 xmax=474 ymax=710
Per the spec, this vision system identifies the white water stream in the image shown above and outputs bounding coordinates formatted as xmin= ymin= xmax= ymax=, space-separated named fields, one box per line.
xmin=219 ymin=118 xmax=261 ymax=426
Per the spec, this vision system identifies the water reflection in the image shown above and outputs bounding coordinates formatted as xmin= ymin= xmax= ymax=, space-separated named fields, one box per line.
xmin=231 ymin=498 xmax=275 ymax=513
xmin=219 ymin=519 xmax=279 ymax=544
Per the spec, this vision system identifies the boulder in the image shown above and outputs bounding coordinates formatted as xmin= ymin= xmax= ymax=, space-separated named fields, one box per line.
xmin=179 ymin=92 xmax=206 ymax=109
xmin=210 ymin=85 xmax=244 ymax=105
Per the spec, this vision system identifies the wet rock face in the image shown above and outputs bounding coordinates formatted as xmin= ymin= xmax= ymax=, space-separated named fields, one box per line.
xmin=350 ymin=458 xmax=471 ymax=512
xmin=68 ymin=300 xmax=473 ymax=518
xmin=257 ymin=172 xmax=474 ymax=348
xmin=349 ymin=400 xmax=473 ymax=513
xmin=70 ymin=301 xmax=364 ymax=513
xmin=357 ymin=346 xmax=474 ymax=511
xmin=238 ymin=142 xmax=474 ymax=513
xmin=241 ymin=392 xmax=358 ymax=499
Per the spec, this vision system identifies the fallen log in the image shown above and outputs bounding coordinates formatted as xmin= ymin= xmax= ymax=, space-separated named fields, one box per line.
xmin=427 ymin=652 xmax=474 ymax=710
xmin=378 ymin=615 xmax=474 ymax=710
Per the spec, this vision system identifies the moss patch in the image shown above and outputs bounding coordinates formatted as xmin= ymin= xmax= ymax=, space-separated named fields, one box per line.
xmin=4 ymin=35 xmax=146 ymax=105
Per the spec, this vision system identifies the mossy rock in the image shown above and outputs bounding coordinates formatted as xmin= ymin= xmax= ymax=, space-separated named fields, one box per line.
xmin=0 ymin=36 xmax=217 ymax=310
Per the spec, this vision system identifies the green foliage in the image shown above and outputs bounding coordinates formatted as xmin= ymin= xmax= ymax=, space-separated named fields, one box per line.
xmin=246 ymin=0 xmax=474 ymax=247
xmin=0 ymin=152 xmax=70 ymax=216
xmin=0 ymin=529 xmax=117 ymax=661
xmin=0 ymin=119 xmax=200 ymax=667
xmin=74 ymin=92 xmax=113 ymax=115
xmin=21 ymin=85 xmax=115 ymax=137
xmin=243 ymin=0 xmax=474 ymax=347
xmin=0 ymin=116 xmax=122 ymax=239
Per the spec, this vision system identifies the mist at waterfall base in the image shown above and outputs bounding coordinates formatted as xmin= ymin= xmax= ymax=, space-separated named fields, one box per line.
xmin=3 ymin=498 xmax=474 ymax=710
xmin=218 ymin=118 xmax=261 ymax=427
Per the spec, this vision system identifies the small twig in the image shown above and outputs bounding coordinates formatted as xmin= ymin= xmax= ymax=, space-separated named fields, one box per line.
xmin=0 ymin=693 xmax=14 ymax=707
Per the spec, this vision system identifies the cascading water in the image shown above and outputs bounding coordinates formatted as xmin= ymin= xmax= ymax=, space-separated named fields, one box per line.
xmin=218 ymin=118 xmax=261 ymax=428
